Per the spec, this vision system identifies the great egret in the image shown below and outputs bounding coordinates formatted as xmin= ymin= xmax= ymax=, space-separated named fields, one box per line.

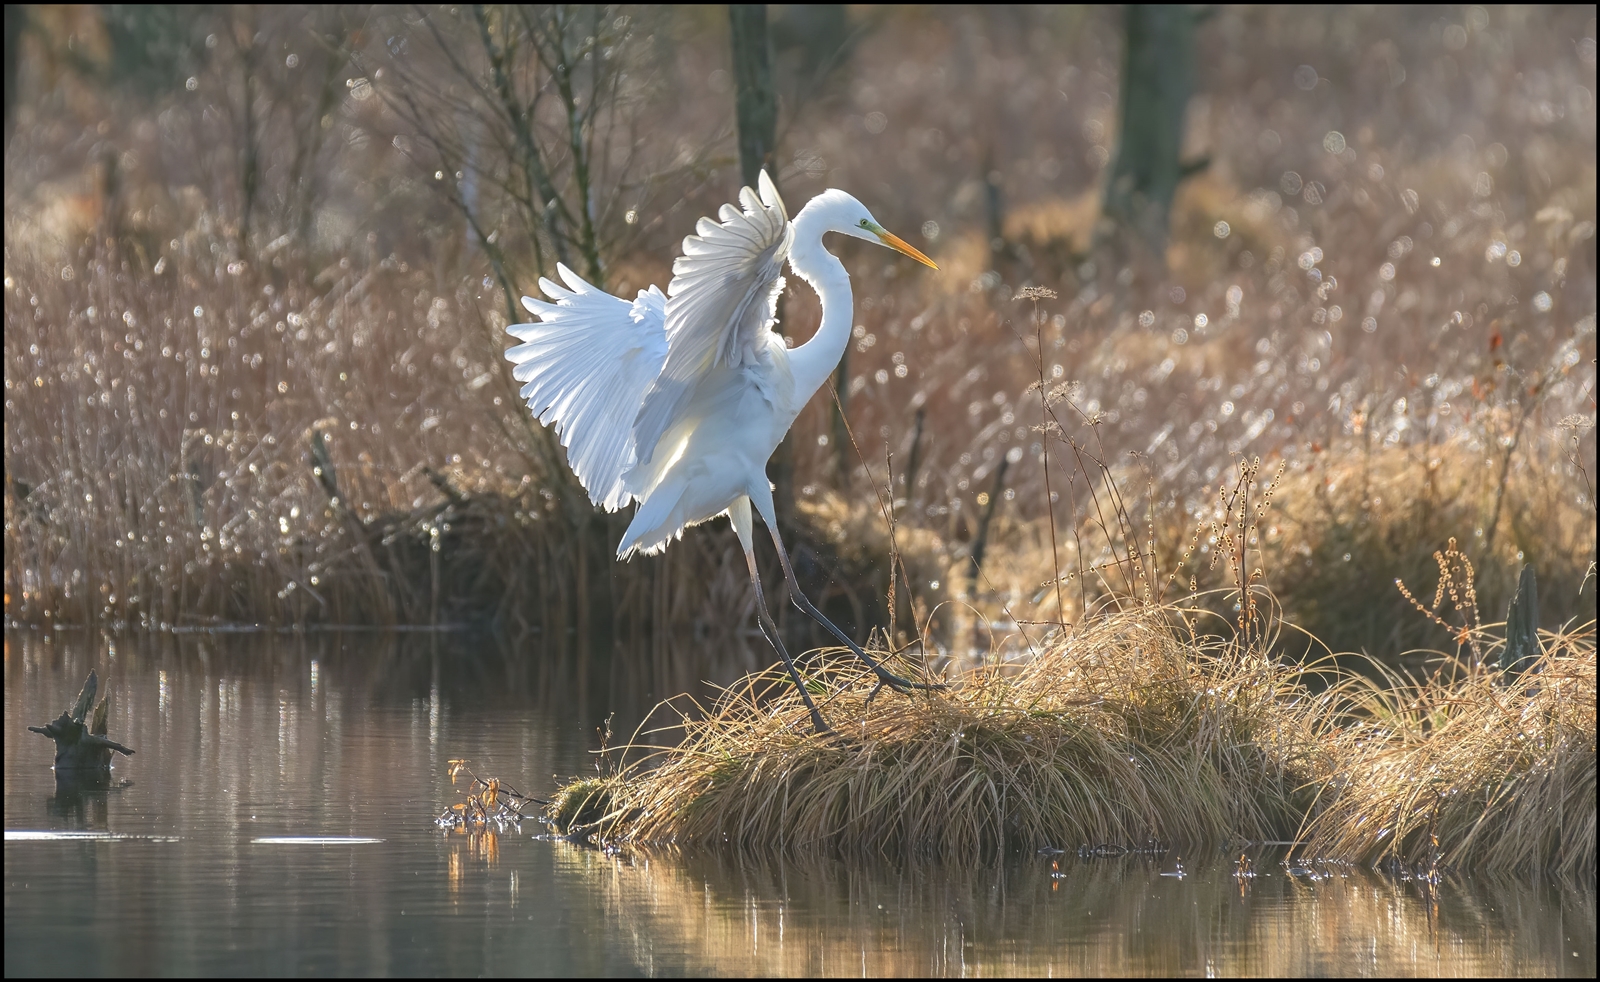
xmin=505 ymin=171 xmax=939 ymax=732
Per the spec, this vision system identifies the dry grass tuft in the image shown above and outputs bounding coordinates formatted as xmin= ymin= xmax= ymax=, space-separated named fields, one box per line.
xmin=1303 ymin=613 xmax=1597 ymax=880
xmin=547 ymin=606 xmax=1331 ymax=860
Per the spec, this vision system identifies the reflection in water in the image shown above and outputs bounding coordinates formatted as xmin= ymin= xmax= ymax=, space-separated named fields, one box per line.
xmin=4 ymin=629 xmax=1595 ymax=976
xmin=45 ymin=781 xmax=116 ymax=828
xmin=250 ymin=836 xmax=386 ymax=844
xmin=4 ymin=831 xmax=180 ymax=842
xmin=553 ymin=846 xmax=1595 ymax=977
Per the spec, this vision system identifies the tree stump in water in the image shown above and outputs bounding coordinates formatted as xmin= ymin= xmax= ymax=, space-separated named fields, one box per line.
xmin=28 ymin=671 xmax=135 ymax=779
xmin=1498 ymin=564 xmax=1542 ymax=684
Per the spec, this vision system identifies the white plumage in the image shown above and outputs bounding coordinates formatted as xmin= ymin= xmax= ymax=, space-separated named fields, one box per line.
xmin=504 ymin=170 xmax=940 ymax=732
xmin=506 ymin=268 xmax=666 ymax=512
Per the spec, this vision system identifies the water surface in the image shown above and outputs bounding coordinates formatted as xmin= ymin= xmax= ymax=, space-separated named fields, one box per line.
xmin=5 ymin=629 xmax=1593 ymax=976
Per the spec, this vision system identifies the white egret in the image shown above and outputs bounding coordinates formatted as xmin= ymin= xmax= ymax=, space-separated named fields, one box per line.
xmin=505 ymin=171 xmax=939 ymax=732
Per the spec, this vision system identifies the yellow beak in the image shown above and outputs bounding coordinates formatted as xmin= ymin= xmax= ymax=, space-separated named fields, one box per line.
xmin=877 ymin=229 xmax=939 ymax=270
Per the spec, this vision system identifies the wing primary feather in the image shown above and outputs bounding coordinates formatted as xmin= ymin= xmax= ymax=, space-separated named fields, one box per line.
xmin=503 ymin=267 xmax=667 ymax=510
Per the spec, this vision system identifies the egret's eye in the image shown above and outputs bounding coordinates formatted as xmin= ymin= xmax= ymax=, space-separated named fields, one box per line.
xmin=859 ymin=219 xmax=870 ymax=228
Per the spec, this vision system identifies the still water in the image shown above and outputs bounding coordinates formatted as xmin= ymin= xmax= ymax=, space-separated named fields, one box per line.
xmin=5 ymin=629 xmax=1594 ymax=976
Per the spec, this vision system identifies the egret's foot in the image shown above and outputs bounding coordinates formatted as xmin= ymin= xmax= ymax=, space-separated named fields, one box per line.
xmin=861 ymin=660 xmax=947 ymax=697
xmin=823 ymin=632 xmax=947 ymax=696
xmin=806 ymin=707 xmax=833 ymax=735
xmin=769 ymin=534 xmax=945 ymax=698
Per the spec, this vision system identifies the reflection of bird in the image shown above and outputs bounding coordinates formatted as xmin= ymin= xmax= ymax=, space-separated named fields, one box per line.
xmin=506 ymin=171 xmax=939 ymax=732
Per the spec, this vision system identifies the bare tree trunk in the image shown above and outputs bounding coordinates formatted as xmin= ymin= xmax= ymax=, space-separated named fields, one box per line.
xmin=771 ymin=3 xmax=850 ymax=87
xmin=730 ymin=5 xmax=777 ymax=186
xmin=234 ymin=12 xmax=261 ymax=252
xmin=730 ymin=4 xmax=795 ymax=531
xmin=291 ymin=14 xmax=354 ymax=248
xmin=1103 ymin=5 xmax=1197 ymax=255
xmin=4 ymin=5 xmax=24 ymax=146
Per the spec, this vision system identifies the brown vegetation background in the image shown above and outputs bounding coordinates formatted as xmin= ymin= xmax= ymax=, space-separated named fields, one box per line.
xmin=4 ymin=5 xmax=1595 ymax=666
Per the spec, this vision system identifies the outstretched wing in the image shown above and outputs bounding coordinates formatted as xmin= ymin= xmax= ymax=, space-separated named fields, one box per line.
xmin=630 ymin=169 xmax=792 ymax=467
xmin=505 ymin=264 xmax=667 ymax=511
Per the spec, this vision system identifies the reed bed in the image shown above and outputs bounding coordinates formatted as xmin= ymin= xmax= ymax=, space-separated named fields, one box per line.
xmin=1303 ymin=616 xmax=1597 ymax=880
xmin=7 ymin=6 xmax=1593 ymax=656
xmin=548 ymin=604 xmax=1332 ymax=860
xmin=1 ymin=233 xmax=593 ymax=631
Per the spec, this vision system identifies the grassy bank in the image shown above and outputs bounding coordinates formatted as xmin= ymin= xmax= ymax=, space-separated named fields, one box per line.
xmin=550 ymin=606 xmax=1329 ymax=859
xmin=547 ymin=591 xmax=1595 ymax=874
xmin=546 ymin=434 xmax=1595 ymax=872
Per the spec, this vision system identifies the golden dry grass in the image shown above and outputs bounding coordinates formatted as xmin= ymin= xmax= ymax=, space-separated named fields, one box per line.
xmin=549 ymin=593 xmax=1598 ymax=874
xmin=547 ymin=604 xmax=1332 ymax=860
xmin=796 ymin=410 xmax=1596 ymax=676
xmin=1303 ymin=617 xmax=1597 ymax=880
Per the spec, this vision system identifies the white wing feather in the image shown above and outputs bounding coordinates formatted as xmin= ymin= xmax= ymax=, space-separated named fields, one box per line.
xmin=630 ymin=170 xmax=791 ymax=468
xmin=505 ymin=264 xmax=667 ymax=511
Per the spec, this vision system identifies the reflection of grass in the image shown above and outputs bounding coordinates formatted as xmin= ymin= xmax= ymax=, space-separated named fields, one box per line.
xmin=549 ymin=604 xmax=1330 ymax=860
xmin=550 ymin=842 xmax=1594 ymax=976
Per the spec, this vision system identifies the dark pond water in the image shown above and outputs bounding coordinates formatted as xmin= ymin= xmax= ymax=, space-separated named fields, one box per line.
xmin=5 ymin=629 xmax=1595 ymax=976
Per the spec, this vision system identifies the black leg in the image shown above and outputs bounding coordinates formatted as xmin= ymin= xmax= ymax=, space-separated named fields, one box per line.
xmin=766 ymin=526 xmax=943 ymax=694
xmin=745 ymin=550 xmax=831 ymax=734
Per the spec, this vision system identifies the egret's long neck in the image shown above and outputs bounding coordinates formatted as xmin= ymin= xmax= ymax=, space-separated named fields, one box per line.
xmin=784 ymin=204 xmax=853 ymax=407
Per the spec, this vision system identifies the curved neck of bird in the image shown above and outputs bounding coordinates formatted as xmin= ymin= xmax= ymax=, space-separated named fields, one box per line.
xmin=784 ymin=204 xmax=854 ymax=409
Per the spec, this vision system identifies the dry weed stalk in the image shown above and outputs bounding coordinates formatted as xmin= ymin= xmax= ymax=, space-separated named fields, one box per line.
xmin=1017 ymin=286 xmax=1067 ymax=629
xmin=1394 ymin=536 xmax=1484 ymax=667
xmin=437 ymin=758 xmax=542 ymax=832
